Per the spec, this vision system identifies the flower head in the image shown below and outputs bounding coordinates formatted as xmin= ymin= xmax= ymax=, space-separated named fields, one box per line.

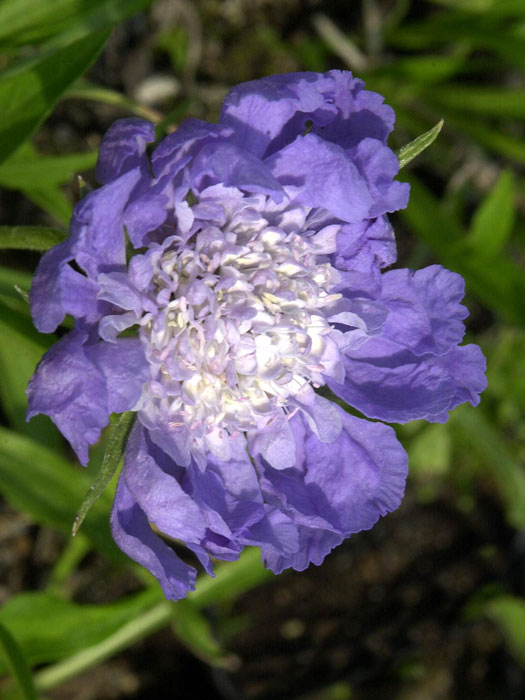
xmin=27 ymin=71 xmax=486 ymax=599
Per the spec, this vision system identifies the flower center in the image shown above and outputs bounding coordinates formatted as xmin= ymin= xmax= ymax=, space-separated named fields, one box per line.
xmin=137 ymin=189 xmax=343 ymax=460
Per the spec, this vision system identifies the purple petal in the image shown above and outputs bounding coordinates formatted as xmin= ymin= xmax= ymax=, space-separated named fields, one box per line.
xmin=26 ymin=328 xmax=108 ymax=465
xmin=220 ymin=70 xmax=395 ymax=159
xmin=30 ymin=241 xmax=99 ymax=333
xmin=328 ymin=337 xmax=487 ymax=423
xmin=266 ymin=133 xmax=373 ymax=223
xmin=111 ymin=476 xmax=196 ymax=601
xmin=122 ymin=424 xmax=207 ymax=543
xmin=70 ymin=167 xmax=142 ymax=278
xmin=190 ymin=141 xmax=284 ymax=200
xmin=96 ymin=118 xmax=155 ymax=185
xmin=259 ymin=408 xmax=407 ymax=572
xmin=352 ymin=138 xmax=410 ymax=217
xmin=89 ymin=338 xmax=148 ymax=413
xmin=379 ymin=265 xmax=468 ymax=356
xmin=152 ymin=118 xmax=232 ymax=179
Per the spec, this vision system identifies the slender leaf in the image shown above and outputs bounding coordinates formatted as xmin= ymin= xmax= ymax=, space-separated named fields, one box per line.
xmin=0 ymin=588 xmax=160 ymax=674
xmin=467 ymin=170 xmax=516 ymax=256
xmin=0 ymin=226 xmax=65 ymax=251
xmin=0 ymin=31 xmax=110 ymax=163
xmin=397 ymin=119 xmax=444 ymax=169
xmin=73 ymin=412 xmax=135 ymax=536
xmin=0 ymin=427 xmax=122 ymax=560
xmin=0 ymin=624 xmax=37 ymax=700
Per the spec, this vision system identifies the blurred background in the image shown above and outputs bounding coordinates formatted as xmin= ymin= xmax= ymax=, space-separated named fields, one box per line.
xmin=1 ymin=1 xmax=525 ymax=698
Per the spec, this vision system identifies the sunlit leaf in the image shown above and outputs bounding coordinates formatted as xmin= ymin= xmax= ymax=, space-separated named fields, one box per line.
xmin=397 ymin=119 xmax=444 ymax=169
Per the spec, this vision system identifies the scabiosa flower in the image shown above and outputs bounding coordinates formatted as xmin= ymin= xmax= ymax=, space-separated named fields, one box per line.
xmin=27 ymin=71 xmax=486 ymax=600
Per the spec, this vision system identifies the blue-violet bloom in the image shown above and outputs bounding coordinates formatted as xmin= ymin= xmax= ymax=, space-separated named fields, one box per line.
xmin=27 ymin=71 xmax=487 ymax=600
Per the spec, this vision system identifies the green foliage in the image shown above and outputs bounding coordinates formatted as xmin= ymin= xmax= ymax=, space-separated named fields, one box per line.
xmin=0 ymin=0 xmax=155 ymax=49
xmin=0 ymin=426 xmax=122 ymax=560
xmin=0 ymin=226 xmax=65 ymax=251
xmin=484 ymin=596 xmax=525 ymax=667
xmin=0 ymin=624 xmax=37 ymax=700
xmin=467 ymin=170 xmax=516 ymax=256
xmin=0 ymin=0 xmax=524 ymax=694
xmin=72 ymin=412 xmax=135 ymax=536
xmin=0 ymin=32 xmax=110 ymax=164
xmin=0 ymin=588 xmax=161 ymax=673
xmin=397 ymin=119 xmax=443 ymax=169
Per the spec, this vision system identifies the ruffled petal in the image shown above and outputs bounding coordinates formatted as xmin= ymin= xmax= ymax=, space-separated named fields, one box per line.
xmin=96 ymin=118 xmax=155 ymax=185
xmin=328 ymin=337 xmax=487 ymax=423
xmin=70 ymin=167 xmax=142 ymax=277
xmin=122 ymin=423 xmax=207 ymax=542
xmin=26 ymin=328 xmax=108 ymax=465
xmin=379 ymin=265 xmax=468 ymax=356
xmin=259 ymin=408 xmax=407 ymax=572
xmin=151 ymin=118 xmax=232 ymax=179
xmin=89 ymin=338 xmax=148 ymax=414
xmin=190 ymin=141 xmax=284 ymax=200
xmin=29 ymin=241 xmax=99 ymax=333
xmin=266 ymin=133 xmax=373 ymax=223
xmin=111 ymin=476 xmax=196 ymax=601
xmin=352 ymin=138 xmax=410 ymax=217
xmin=220 ymin=70 xmax=395 ymax=159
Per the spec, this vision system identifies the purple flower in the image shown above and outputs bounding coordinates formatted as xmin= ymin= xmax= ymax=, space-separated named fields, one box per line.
xmin=27 ymin=71 xmax=486 ymax=600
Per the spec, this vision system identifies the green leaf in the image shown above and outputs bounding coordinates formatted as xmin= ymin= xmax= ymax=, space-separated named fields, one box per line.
xmin=0 ymin=0 xmax=155 ymax=49
xmin=485 ymin=596 xmax=525 ymax=667
xmin=401 ymin=177 xmax=525 ymax=327
xmin=0 ymin=588 xmax=160 ymax=675
xmin=173 ymin=600 xmax=234 ymax=667
xmin=0 ymin=266 xmax=32 ymax=317
xmin=427 ymin=86 xmax=525 ymax=119
xmin=0 ymin=302 xmax=60 ymax=448
xmin=72 ymin=412 xmax=135 ymax=536
xmin=451 ymin=407 xmax=525 ymax=530
xmin=0 ymin=623 xmax=37 ymax=700
xmin=0 ymin=31 xmax=110 ymax=164
xmin=0 ymin=426 xmax=122 ymax=560
xmin=467 ymin=170 xmax=516 ymax=256
xmin=0 ymin=226 xmax=65 ymax=251
xmin=396 ymin=119 xmax=444 ymax=169
xmin=0 ymin=150 xmax=97 ymax=189
xmin=408 ymin=424 xmax=451 ymax=477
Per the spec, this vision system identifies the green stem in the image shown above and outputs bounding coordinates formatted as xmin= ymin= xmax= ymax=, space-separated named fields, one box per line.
xmin=33 ymin=601 xmax=172 ymax=692
xmin=47 ymin=533 xmax=91 ymax=595
xmin=33 ymin=548 xmax=272 ymax=692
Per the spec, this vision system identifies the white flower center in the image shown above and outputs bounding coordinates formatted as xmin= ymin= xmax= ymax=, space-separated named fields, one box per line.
xmin=138 ymin=188 xmax=343 ymax=460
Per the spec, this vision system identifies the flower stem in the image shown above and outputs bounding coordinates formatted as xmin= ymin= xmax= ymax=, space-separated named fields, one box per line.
xmin=33 ymin=601 xmax=173 ymax=692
